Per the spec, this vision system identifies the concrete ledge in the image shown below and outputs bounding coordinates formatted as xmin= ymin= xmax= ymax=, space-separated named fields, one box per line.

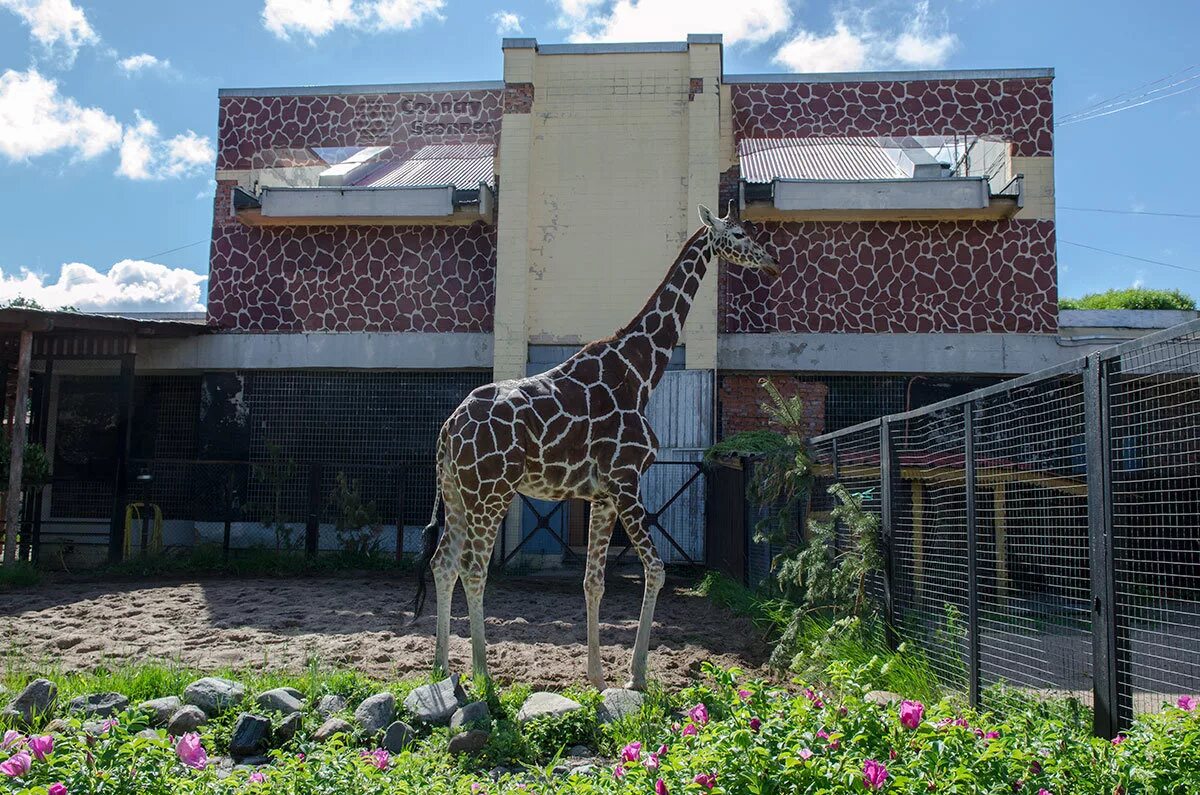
xmin=1059 ymin=309 xmax=1200 ymax=330
xmin=772 ymin=176 xmax=990 ymax=212
xmin=718 ymin=333 xmax=1117 ymax=376
xmin=724 ymin=67 xmax=1053 ymax=84
xmin=218 ymin=80 xmax=504 ymax=98
xmin=136 ymin=333 xmax=494 ymax=372
xmin=260 ymin=185 xmax=454 ymax=218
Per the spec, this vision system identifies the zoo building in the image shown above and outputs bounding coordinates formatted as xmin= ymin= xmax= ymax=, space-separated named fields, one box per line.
xmin=0 ymin=34 xmax=1190 ymax=578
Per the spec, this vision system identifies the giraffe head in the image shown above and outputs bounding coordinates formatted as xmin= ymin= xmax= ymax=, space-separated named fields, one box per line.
xmin=698 ymin=204 xmax=780 ymax=279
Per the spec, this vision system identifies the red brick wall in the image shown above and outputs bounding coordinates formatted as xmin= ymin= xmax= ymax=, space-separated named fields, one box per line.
xmin=719 ymin=374 xmax=828 ymax=440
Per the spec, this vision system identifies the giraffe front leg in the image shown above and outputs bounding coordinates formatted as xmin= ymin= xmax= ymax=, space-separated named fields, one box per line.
xmin=584 ymin=498 xmax=617 ymax=690
xmin=431 ymin=557 xmax=457 ymax=677
xmin=615 ymin=488 xmax=665 ymax=691
xmin=461 ymin=556 xmax=491 ymax=682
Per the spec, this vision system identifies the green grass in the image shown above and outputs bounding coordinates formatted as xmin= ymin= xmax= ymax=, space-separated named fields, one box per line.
xmin=1060 ymin=287 xmax=1196 ymax=310
xmin=0 ymin=561 xmax=42 ymax=591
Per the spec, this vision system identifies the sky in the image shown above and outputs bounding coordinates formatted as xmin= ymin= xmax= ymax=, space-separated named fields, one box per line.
xmin=0 ymin=0 xmax=1198 ymax=313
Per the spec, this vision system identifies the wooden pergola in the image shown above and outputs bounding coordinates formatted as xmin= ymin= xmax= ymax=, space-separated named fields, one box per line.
xmin=0 ymin=308 xmax=204 ymax=564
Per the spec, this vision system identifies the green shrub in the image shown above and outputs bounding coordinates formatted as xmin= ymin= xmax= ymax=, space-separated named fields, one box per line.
xmin=1061 ymin=288 xmax=1196 ymax=310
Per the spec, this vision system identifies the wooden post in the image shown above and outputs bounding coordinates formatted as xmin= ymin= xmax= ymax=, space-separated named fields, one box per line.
xmin=4 ymin=330 xmax=32 ymax=564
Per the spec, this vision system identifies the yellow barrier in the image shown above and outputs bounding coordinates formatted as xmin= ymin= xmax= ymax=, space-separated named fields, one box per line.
xmin=123 ymin=502 xmax=163 ymax=558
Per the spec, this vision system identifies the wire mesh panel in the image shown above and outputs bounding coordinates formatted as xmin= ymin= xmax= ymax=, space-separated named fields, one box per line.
xmin=1108 ymin=329 xmax=1200 ymax=720
xmin=973 ymin=374 xmax=1092 ymax=701
xmin=891 ymin=408 xmax=970 ymax=692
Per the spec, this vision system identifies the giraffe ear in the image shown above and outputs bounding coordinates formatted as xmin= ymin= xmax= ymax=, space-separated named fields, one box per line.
xmin=698 ymin=204 xmax=717 ymax=229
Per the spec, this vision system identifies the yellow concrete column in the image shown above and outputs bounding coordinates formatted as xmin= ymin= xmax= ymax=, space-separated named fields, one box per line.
xmin=683 ymin=35 xmax=722 ymax=371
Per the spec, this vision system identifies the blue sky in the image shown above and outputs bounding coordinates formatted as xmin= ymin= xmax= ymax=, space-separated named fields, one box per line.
xmin=0 ymin=0 xmax=1197 ymax=312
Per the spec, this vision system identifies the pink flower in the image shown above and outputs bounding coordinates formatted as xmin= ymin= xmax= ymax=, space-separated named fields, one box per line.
xmin=738 ymin=689 xmax=752 ymax=701
xmin=682 ymin=723 xmax=698 ymax=737
xmin=829 ymin=739 xmax=840 ymax=750
xmin=1178 ymin=695 xmax=1196 ymax=712
xmin=804 ymin=688 xmax=825 ymax=709
xmin=863 ymin=759 xmax=888 ymax=790
xmin=749 ymin=716 xmax=761 ymax=732
xmin=297 ymin=753 xmax=306 ymax=762
xmin=655 ymin=779 xmax=669 ymax=795
xmin=693 ymin=772 xmax=717 ymax=790
xmin=838 ymin=705 xmax=848 ymax=717
xmin=613 ymin=765 xmax=626 ymax=779
xmin=27 ymin=735 xmax=52 ymax=762
xmin=0 ymin=752 xmax=31 ymax=778
xmin=899 ymin=700 xmax=924 ymax=729
xmin=688 ymin=703 xmax=709 ymax=725
xmin=361 ymin=749 xmax=389 ymax=771
xmin=621 ymin=741 xmax=642 ymax=763
xmin=470 ymin=784 xmax=485 ymax=794
xmin=175 ymin=733 xmax=208 ymax=771
xmin=657 ymin=744 xmax=668 ymax=757
xmin=0 ymin=732 xmax=22 ymax=750
xmin=817 ymin=730 xmax=829 ymax=739
xmin=48 ymin=784 xmax=67 ymax=795
xmin=1111 ymin=735 xmax=1126 ymax=746
xmin=249 ymin=771 xmax=266 ymax=784
xmin=799 ymin=748 xmax=813 ymax=761
xmin=1038 ymin=790 xmax=1052 ymax=795
xmin=889 ymin=748 xmax=897 ymax=760
xmin=984 ymin=731 xmax=1000 ymax=741
xmin=645 ymin=753 xmax=660 ymax=772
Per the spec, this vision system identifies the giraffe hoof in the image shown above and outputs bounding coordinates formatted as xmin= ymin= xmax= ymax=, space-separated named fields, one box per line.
xmin=624 ymin=679 xmax=646 ymax=692
xmin=589 ymin=676 xmax=608 ymax=691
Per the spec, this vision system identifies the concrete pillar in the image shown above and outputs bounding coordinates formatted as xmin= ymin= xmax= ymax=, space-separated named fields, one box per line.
xmin=683 ymin=35 xmax=722 ymax=372
xmin=4 ymin=330 xmax=32 ymax=564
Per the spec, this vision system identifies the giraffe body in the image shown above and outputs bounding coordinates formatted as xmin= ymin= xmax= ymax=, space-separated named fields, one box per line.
xmin=416 ymin=205 xmax=778 ymax=688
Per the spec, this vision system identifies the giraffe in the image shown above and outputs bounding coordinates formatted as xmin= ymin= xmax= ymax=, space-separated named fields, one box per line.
xmin=410 ymin=204 xmax=779 ymax=689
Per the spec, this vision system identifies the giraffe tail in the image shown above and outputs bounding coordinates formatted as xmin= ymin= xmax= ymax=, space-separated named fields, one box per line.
xmin=409 ymin=439 xmax=445 ymax=622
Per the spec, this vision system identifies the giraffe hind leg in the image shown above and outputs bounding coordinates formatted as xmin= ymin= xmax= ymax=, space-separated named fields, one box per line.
xmin=585 ymin=497 xmax=617 ymax=690
xmin=430 ymin=481 xmax=468 ymax=677
xmin=613 ymin=483 xmax=665 ymax=691
xmin=460 ymin=495 xmax=512 ymax=682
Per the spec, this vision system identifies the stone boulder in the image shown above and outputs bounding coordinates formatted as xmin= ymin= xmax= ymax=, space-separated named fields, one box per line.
xmin=3 ymin=679 xmax=57 ymax=727
xmin=516 ymin=692 xmax=582 ymax=723
xmin=275 ymin=711 xmax=303 ymax=744
xmin=183 ymin=677 xmax=245 ymax=717
xmin=313 ymin=717 xmax=354 ymax=742
xmin=68 ymin=692 xmax=129 ymax=718
xmin=597 ymin=688 xmax=645 ymax=724
xmin=139 ymin=696 xmax=183 ymax=727
xmin=166 ymin=705 xmax=208 ymax=735
xmin=865 ymin=690 xmax=903 ymax=707
xmin=381 ymin=720 xmax=415 ymax=753
xmin=402 ymin=676 xmax=466 ymax=725
xmin=354 ymin=692 xmax=396 ymax=736
xmin=448 ymin=729 xmax=489 ymax=755
xmin=229 ymin=714 xmax=272 ymax=759
xmin=450 ymin=701 xmax=492 ymax=732
xmin=256 ymin=688 xmax=303 ymax=715
xmin=316 ymin=694 xmax=347 ymax=717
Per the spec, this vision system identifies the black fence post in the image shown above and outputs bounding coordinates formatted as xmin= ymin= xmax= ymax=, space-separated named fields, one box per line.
xmin=879 ymin=418 xmax=898 ymax=649
xmin=395 ymin=475 xmax=405 ymax=563
xmin=1085 ymin=353 xmax=1121 ymax=738
xmin=964 ymin=401 xmax=981 ymax=707
xmin=107 ymin=352 xmax=136 ymax=564
xmin=305 ymin=462 xmax=323 ymax=558
xmin=222 ymin=468 xmax=233 ymax=559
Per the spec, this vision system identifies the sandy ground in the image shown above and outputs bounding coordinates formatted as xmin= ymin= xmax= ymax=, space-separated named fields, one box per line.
xmin=0 ymin=572 xmax=769 ymax=688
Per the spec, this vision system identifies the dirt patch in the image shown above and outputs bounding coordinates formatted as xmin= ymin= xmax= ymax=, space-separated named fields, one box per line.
xmin=0 ymin=572 xmax=768 ymax=689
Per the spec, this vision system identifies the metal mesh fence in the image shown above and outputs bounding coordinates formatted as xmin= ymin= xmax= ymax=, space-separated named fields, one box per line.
xmin=806 ymin=319 xmax=1200 ymax=733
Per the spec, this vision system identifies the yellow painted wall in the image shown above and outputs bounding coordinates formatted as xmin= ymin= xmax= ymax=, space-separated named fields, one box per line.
xmin=1011 ymin=155 xmax=1055 ymax=221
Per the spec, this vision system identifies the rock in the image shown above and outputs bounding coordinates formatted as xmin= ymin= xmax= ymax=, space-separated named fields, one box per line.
xmin=257 ymin=688 xmax=303 ymax=715
xmin=3 ymin=679 xmax=57 ymax=727
xmin=597 ymin=688 xmax=645 ymax=724
xmin=166 ymin=705 xmax=208 ymax=735
xmin=402 ymin=676 xmax=466 ymax=725
xmin=136 ymin=728 xmax=161 ymax=741
xmin=569 ymin=764 xmax=596 ymax=776
xmin=354 ymin=692 xmax=396 ymax=736
xmin=449 ymin=701 xmax=492 ymax=732
xmin=139 ymin=696 xmax=182 ymax=727
xmin=516 ymin=692 xmax=582 ymax=723
xmin=68 ymin=692 xmax=129 ymax=718
xmin=229 ymin=713 xmax=272 ymax=759
xmin=448 ymin=729 xmax=489 ymax=755
xmin=183 ymin=677 xmax=245 ymax=717
xmin=278 ymin=687 xmax=303 ymax=700
xmin=567 ymin=745 xmax=592 ymax=757
xmin=275 ymin=711 xmax=303 ymax=743
xmin=381 ymin=721 xmax=415 ymax=753
xmin=237 ymin=756 xmax=271 ymax=767
xmin=313 ymin=717 xmax=354 ymax=742
xmin=44 ymin=719 xmax=71 ymax=735
xmin=865 ymin=690 xmax=903 ymax=707
xmin=316 ymin=694 xmax=347 ymax=717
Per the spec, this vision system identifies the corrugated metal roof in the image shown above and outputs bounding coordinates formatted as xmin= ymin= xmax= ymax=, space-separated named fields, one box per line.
xmin=356 ymin=144 xmax=495 ymax=188
xmin=739 ymin=137 xmax=907 ymax=183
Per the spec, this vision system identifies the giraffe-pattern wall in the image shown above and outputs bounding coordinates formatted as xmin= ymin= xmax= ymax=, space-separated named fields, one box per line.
xmin=721 ymin=219 xmax=1056 ymax=333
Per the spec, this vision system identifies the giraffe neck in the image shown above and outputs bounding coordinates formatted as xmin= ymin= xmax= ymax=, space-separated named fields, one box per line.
xmin=604 ymin=228 xmax=712 ymax=388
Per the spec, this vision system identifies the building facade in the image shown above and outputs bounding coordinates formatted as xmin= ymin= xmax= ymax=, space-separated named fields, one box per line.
xmin=11 ymin=35 xmax=1182 ymax=569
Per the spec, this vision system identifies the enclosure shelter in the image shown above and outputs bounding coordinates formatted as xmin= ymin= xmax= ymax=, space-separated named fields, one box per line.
xmin=6 ymin=35 xmax=1196 ymax=570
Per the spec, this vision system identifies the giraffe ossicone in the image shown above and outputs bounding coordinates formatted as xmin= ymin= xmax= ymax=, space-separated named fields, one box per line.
xmin=411 ymin=204 xmax=778 ymax=689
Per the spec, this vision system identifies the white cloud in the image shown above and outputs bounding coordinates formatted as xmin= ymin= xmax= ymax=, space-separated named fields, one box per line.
xmin=557 ymin=0 xmax=792 ymax=45
xmin=117 ymin=112 xmax=214 ymax=181
xmin=0 ymin=260 xmax=207 ymax=312
xmin=0 ymin=68 xmax=122 ymax=161
xmin=774 ymin=3 xmax=957 ymax=73
xmin=0 ymin=0 xmax=97 ymax=57
xmin=492 ymin=10 xmax=522 ymax=34
xmin=118 ymin=53 xmax=171 ymax=74
xmin=262 ymin=0 xmax=445 ymax=40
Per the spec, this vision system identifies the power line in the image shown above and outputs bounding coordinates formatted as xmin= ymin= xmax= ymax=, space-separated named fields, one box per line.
xmin=1060 ymin=206 xmax=1200 ymax=220
xmin=1059 ymin=80 xmax=1200 ymax=126
xmin=1058 ymin=64 xmax=1198 ymax=120
xmin=134 ymin=240 xmax=207 ymax=261
xmin=1060 ymin=240 xmax=1200 ymax=275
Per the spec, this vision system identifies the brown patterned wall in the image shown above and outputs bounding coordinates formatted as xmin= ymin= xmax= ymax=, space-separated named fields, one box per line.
xmin=722 ymin=219 xmax=1057 ymax=334
xmin=731 ymin=77 xmax=1053 ymax=157
xmin=719 ymin=375 xmax=828 ymax=438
